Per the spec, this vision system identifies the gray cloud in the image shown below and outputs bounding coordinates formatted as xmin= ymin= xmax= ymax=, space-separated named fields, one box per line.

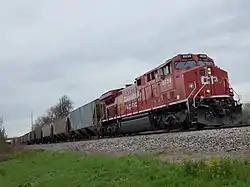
xmin=0 ymin=0 xmax=249 ymax=137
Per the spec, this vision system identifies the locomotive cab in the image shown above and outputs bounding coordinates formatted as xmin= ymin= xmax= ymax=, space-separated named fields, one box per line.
xmin=174 ymin=54 xmax=242 ymax=127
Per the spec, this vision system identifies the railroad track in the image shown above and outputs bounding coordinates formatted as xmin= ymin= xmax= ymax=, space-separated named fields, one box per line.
xmin=29 ymin=122 xmax=250 ymax=146
xmin=98 ymin=123 xmax=250 ymax=140
xmin=25 ymin=122 xmax=250 ymax=159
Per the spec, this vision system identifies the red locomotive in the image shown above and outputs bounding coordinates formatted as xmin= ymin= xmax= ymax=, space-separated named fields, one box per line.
xmin=99 ymin=53 xmax=242 ymax=136
xmin=14 ymin=53 xmax=243 ymax=145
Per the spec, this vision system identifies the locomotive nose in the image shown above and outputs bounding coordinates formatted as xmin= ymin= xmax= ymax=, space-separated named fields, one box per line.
xmin=184 ymin=66 xmax=224 ymax=99
xmin=195 ymin=66 xmax=231 ymax=98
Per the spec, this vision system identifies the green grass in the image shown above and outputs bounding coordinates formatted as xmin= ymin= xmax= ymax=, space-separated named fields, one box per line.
xmin=1 ymin=149 xmax=250 ymax=187
xmin=0 ymin=141 xmax=13 ymax=162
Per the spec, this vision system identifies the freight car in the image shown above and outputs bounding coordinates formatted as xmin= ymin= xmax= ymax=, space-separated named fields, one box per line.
xmin=14 ymin=53 xmax=243 ymax=145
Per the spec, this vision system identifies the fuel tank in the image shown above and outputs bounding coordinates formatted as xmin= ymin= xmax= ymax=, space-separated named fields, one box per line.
xmin=117 ymin=113 xmax=153 ymax=134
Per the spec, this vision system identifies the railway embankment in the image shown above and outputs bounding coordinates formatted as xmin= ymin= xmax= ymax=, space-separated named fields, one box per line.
xmin=25 ymin=126 xmax=250 ymax=162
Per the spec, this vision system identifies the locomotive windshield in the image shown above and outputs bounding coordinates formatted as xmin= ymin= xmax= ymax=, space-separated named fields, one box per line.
xmin=197 ymin=61 xmax=214 ymax=66
xmin=175 ymin=60 xmax=214 ymax=69
xmin=175 ymin=61 xmax=196 ymax=69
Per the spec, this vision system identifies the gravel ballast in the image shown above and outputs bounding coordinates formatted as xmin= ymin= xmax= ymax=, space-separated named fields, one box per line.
xmin=25 ymin=126 xmax=250 ymax=161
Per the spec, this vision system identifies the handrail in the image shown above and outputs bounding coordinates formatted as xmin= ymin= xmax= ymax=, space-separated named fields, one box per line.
xmin=186 ymin=81 xmax=197 ymax=113
xmin=226 ymin=79 xmax=241 ymax=104
xmin=187 ymin=81 xmax=197 ymax=100
xmin=230 ymin=86 xmax=241 ymax=104
xmin=193 ymin=83 xmax=206 ymax=108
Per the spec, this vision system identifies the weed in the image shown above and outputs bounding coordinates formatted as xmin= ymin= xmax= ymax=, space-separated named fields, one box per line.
xmin=0 ymin=168 xmax=6 ymax=176
xmin=183 ymin=159 xmax=204 ymax=176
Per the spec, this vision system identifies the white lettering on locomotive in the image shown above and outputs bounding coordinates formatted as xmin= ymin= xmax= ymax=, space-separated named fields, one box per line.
xmin=123 ymin=92 xmax=139 ymax=103
xmin=125 ymin=101 xmax=138 ymax=110
xmin=162 ymin=77 xmax=172 ymax=86
xmin=201 ymin=76 xmax=218 ymax=85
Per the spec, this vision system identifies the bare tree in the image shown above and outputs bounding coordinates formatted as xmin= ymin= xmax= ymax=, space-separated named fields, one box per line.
xmin=47 ymin=95 xmax=73 ymax=121
xmin=55 ymin=95 xmax=74 ymax=119
xmin=0 ymin=117 xmax=8 ymax=153
xmin=0 ymin=117 xmax=3 ymax=126
xmin=34 ymin=116 xmax=43 ymax=127
xmin=33 ymin=95 xmax=74 ymax=129
xmin=0 ymin=117 xmax=7 ymax=140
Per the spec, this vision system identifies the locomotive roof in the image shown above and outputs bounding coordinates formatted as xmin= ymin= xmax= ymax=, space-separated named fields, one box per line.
xmin=135 ymin=55 xmax=174 ymax=80
xmin=135 ymin=53 xmax=213 ymax=80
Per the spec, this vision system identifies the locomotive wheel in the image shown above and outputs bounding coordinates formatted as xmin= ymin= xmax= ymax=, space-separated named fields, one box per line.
xmin=205 ymin=110 xmax=216 ymax=122
xmin=163 ymin=122 xmax=171 ymax=132
xmin=178 ymin=121 xmax=189 ymax=131
xmin=161 ymin=113 xmax=177 ymax=132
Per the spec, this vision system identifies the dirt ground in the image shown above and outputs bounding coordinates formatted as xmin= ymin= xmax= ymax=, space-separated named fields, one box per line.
xmin=82 ymin=148 xmax=250 ymax=163
xmin=21 ymin=143 xmax=250 ymax=163
xmin=150 ymin=148 xmax=250 ymax=163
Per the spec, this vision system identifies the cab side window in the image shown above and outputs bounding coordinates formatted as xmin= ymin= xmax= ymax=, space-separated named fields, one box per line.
xmin=160 ymin=63 xmax=172 ymax=76
xmin=136 ymin=78 xmax=141 ymax=86
xmin=146 ymin=71 xmax=156 ymax=82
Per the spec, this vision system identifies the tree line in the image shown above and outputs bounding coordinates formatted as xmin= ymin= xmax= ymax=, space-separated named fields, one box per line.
xmin=0 ymin=94 xmax=73 ymax=142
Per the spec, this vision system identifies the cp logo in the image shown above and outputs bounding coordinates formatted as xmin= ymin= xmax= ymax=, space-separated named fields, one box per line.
xmin=201 ymin=76 xmax=218 ymax=84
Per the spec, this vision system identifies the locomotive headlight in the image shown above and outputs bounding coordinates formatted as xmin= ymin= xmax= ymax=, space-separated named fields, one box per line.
xmin=207 ymin=67 xmax=212 ymax=75
xmin=206 ymin=89 xmax=211 ymax=93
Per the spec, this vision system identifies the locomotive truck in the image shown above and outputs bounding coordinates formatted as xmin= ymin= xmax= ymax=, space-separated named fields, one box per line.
xmin=14 ymin=53 xmax=243 ymax=145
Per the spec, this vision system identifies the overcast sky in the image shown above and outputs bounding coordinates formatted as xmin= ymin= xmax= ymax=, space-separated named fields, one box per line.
xmin=1 ymin=0 xmax=249 ymax=137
